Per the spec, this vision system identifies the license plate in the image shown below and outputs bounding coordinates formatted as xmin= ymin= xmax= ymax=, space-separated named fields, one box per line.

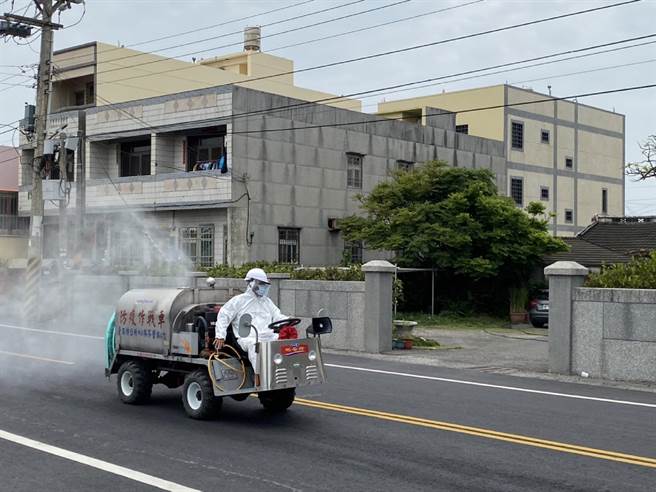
xmin=538 ymin=305 xmax=549 ymax=311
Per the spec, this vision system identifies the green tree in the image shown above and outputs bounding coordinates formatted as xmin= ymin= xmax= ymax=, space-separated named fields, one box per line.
xmin=341 ymin=161 xmax=566 ymax=286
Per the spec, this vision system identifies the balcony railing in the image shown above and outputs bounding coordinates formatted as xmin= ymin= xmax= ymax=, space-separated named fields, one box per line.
xmin=0 ymin=214 xmax=30 ymax=236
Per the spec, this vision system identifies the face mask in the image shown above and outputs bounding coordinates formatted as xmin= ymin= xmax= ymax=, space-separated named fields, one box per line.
xmin=251 ymin=281 xmax=270 ymax=298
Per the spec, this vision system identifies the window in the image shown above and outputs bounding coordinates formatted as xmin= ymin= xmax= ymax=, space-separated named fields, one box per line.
xmin=0 ymin=191 xmax=18 ymax=215
xmin=111 ymin=229 xmax=144 ymax=269
xmin=344 ymin=240 xmax=363 ymax=265
xmin=511 ymin=121 xmax=524 ymax=150
xmin=180 ymin=225 xmax=214 ymax=268
xmin=565 ymin=157 xmax=573 ymax=169
xmin=397 ymin=160 xmax=414 ymax=172
xmin=187 ymin=134 xmax=226 ymax=172
xmin=120 ymin=140 xmax=151 ymax=177
xmin=541 ymin=130 xmax=550 ymax=144
xmin=602 ymin=189 xmax=608 ymax=214
xmin=278 ymin=228 xmax=300 ymax=263
xmin=565 ymin=209 xmax=574 ymax=223
xmin=540 ymin=186 xmax=549 ymax=201
xmin=510 ymin=177 xmax=523 ymax=206
xmin=455 ymin=124 xmax=469 ymax=134
xmin=347 ymin=153 xmax=363 ymax=189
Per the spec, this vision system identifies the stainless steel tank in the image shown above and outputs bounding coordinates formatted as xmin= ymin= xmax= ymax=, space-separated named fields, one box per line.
xmin=115 ymin=289 xmax=194 ymax=354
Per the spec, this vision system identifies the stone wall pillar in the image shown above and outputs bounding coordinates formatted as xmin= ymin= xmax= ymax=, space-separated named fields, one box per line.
xmin=362 ymin=260 xmax=395 ymax=353
xmin=544 ymin=261 xmax=589 ymax=374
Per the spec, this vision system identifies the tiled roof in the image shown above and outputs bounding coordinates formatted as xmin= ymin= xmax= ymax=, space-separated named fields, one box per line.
xmin=579 ymin=218 xmax=656 ymax=256
xmin=544 ymin=237 xmax=631 ymax=267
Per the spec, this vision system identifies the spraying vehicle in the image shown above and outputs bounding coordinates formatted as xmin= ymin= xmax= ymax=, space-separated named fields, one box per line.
xmin=104 ymin=287 xmax=333 ymax=419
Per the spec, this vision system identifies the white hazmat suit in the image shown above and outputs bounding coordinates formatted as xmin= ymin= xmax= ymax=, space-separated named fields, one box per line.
xmin=214 ymin=284 xmax=288 ymax=372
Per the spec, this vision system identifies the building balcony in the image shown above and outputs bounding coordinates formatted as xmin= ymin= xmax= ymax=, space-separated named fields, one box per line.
xmin=18 ymin=170 xmax=232 ymax=215
xmin=86 ymin=170 xmax=232 ymax=211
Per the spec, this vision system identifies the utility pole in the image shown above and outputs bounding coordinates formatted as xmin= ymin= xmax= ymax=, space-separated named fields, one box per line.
xmin=1 ymin=0 xmax=83 ymax=320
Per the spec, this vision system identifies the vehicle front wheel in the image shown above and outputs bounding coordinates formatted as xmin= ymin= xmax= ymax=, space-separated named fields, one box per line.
xmin=117 ymin=360 xmax=152 ymax=404
xmin=182 ymin=370 xmax=223 ymax=420
xmin=258 ymin=388 xmax=295 ymax=412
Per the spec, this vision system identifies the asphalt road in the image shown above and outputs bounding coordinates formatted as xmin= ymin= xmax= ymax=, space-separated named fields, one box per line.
xmin=1 ymin=322 xmax=655 ymax=491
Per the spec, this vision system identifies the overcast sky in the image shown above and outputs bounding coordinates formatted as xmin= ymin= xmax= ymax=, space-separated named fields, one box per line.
xmin=1 ymin=0 xmax=655 ymax=213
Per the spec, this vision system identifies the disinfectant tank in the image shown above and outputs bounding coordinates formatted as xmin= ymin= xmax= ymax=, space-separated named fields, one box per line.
xmin=115 ymin=289 xmax=194 ymax=354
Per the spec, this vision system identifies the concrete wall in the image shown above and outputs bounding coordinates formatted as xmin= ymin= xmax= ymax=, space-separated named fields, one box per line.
xmin=53 ymin=260 xmax=393 ymax=353
xmin=546 ymin=261 xmax=656 ymax=383
xmin=278 ymin=280 xmax=366 ymax=351
xmin=572 ymin=288 xmax=656 ymax=382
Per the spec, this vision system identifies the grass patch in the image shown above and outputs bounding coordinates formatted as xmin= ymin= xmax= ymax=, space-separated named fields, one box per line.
xmin=396 ymin=311 xmax=510 ymax=330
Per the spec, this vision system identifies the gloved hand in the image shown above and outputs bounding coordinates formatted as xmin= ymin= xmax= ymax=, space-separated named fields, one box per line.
xmin=213 ymin=338 xmax=225 ymax=349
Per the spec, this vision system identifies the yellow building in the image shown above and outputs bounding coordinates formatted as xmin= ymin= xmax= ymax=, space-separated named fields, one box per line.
xmin=378 ymin=85 xmax=625 ymax=235
xmin=48 ymin=29 xmax=360 ymax=115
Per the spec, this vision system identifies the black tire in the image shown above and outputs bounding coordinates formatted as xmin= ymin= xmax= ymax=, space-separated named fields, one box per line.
xmin=182 ymin=370 xmax=223 ymax=420
xmin=117 ymin=360 xmax=152 ymax=404
xmin=530 ymin=319 xmax=546 ymax=328
xmin=258 ymin=388 xmax=295 ymax=412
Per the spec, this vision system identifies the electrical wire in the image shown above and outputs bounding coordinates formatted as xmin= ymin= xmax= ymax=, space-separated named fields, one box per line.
xmin=3 ymin=29 xmax=653 ymax=156
xmin=265 ymin=0 xmax=485 ymax=54
xmin=60 ymin=0 xmax=84 ymax=29
xmin=96 ymin=83 xmax=656 ymax=140
xmin=52 ymin=0 xmax=364 ymax=67
xmin=86 ymin=33 xmax=656 ymax=144
xmin=91 ymin=0 xmax=643 ymax=91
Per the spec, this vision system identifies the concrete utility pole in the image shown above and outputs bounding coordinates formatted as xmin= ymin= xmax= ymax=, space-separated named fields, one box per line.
xmin=1 ymin=0 xmax=82 ymax=319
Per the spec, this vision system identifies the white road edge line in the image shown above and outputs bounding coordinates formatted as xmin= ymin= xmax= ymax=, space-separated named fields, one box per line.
xmin=0 ymin=429 xmax=200 ymax=492
xmin=0 ymin=323 xmax=103 ymax=340
xmin=0 ymin=350 xmax=75 ymax=365
xmin=325 ymin=363 xmax=656 ymax=409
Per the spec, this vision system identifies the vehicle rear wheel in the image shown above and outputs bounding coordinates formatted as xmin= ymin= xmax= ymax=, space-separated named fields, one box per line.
xmin=182 ymin=370 xmax=223 ymax=420
xmin=117 ymin=360 xmax=152 ymax=404
xmin=258 ymin=388 xmax=295 ymax=412
xmin=530 ymin=319 xmax=546 ymax=328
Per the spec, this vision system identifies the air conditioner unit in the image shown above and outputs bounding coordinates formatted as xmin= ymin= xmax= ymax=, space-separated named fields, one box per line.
xmin=327 ymin=217 xmax=341 ymax=231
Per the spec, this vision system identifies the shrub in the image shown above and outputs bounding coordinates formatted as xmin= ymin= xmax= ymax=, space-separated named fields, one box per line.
xmin=205 ymin=262 xmax=364 ymax=282
xmin=585 ymin=252 xmax=656 ymax=289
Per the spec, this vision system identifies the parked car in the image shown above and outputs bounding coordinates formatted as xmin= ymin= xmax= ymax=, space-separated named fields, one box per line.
xmin=528 ymin=289 xmax=549 ymax=328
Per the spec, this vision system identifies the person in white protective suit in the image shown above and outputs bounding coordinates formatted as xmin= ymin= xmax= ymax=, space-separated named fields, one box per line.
xmin=213 ymin=268 xmax=289 ymax=373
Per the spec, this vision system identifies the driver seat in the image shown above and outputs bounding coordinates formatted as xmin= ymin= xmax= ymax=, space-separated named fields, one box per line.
xmin=223 ymin=323 xmax=251 ymax=366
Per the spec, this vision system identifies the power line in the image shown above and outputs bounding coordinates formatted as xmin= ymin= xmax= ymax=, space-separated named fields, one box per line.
xmin=369 ymin=38 xmax=656 ymax=103
xmin=53 ymin=0 xmax=363 ymax=67
xmin=92 ymin=0 xmax=643 ymax=91
xmin=264 ymin=0 xmax=484 ymax=54
xmin=3 ymin=82 xmax=653 ymax=170
xmin=511 ymin=57 xmax=656 ymax=87
xmin=99 ymin=33 xmax=656 ymax=136
xmin=95 ymin=83 xmax=656 ymax=142
xmin=77 ymin=0 xmax=403 ymax=79
xmin=5 ymin=31 xmax=653 ymax=146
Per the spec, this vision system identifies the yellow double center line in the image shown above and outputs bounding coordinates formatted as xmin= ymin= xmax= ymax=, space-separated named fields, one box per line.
xmin=296 ymin=398 xmax=656 ymax=469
